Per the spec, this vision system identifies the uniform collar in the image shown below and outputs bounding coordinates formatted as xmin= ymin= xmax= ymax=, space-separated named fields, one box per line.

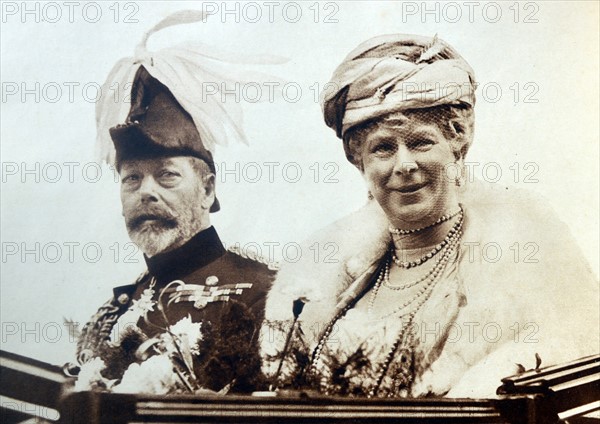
xmin=144 ymin=226 xmax=226 ymax=281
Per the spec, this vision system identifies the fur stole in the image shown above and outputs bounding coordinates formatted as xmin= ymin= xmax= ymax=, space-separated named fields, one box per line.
xmin=261 ymin=181 xmax=599 ymax=397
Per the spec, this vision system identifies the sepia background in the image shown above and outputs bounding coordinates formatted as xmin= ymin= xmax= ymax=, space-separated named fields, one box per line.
xmin=1 ymin=1 xmax=598 ymax=365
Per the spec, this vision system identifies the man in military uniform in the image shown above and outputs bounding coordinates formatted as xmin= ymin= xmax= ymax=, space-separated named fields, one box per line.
xmin=74 ymin=63 xmax=277 ymax=392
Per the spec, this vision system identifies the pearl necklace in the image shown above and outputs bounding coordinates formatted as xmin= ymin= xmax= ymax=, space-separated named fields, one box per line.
xmin=391 ymin=208 xmax=463 ymax=269
xmin=369 ymin=311 xmax=416 ymax=397
xmin=383 ymin=230 xmax=460 ymax=292
xmin=308 ymin=220 xmax=463 ymax=397
xmin=388 ymin=207 xmax=462 ymax=235
xmin=370 ymin=229 xmax=461 ymax=319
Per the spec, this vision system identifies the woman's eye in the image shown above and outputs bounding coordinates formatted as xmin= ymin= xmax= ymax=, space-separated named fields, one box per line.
xmin=372 ymin=141 xmax=395 ymax=154
xmin=410 ymin=139 xmax=435 ymax=150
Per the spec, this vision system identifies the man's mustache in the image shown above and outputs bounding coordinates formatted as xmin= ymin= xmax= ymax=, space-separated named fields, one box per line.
xmin=127 ymin=209 xmax=178 ymax=231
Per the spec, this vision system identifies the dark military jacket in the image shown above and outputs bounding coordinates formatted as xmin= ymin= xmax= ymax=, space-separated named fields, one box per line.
xmin=76 ymin=226 xmax=277 ymax=391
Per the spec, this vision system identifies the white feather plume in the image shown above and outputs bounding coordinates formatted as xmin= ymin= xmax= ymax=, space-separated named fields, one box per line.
xmin=95 ymin=10 xmax=287 ymax=165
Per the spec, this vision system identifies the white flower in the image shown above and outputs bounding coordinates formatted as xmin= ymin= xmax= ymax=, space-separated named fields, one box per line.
xmin=169 ymin=315 xmax=202 ymax=355
xmin=112 ymin=355 xmax=179 ymax=394
xmin=75 ymin=357 xmax=111 ymax=391
xmin=110 ymin=308 xmax=144 ymax=344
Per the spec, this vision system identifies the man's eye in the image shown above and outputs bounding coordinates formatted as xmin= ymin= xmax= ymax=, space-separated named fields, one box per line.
xmin=159 ymin=170 xmax=181 ymax=179
xmin=122 ymin=175 xmax=139 ymax=184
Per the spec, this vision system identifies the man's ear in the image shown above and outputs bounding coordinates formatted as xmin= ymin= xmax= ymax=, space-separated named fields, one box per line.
xmin=356 ymin=160 xmax=365 ymax=174
xmin=201 ymin=174 xmax=216 ymax=210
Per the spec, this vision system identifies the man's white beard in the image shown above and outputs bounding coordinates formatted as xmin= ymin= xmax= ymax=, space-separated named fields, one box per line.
xmin=128 ymin=221 xmax=190 ymax=257
xmin=124 ymin=185 xmax=206 ymax=257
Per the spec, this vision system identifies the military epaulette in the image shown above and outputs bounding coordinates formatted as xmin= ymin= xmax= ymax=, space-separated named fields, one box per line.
xmin=76 ymin=297 xmax=121 ymax=364
xmin=133 ymin=270 xmax=150 ymax=285
xmin=111 ymin=270 xmax=149 ymax=294
xmin=227 ymin=244 xmax=280 ymax=271
xmin=77 ymin=270 xmax=150 ymax=364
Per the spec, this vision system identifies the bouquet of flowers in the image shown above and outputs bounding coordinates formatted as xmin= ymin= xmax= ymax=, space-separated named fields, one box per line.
xmin=264 ymin=300 xmax=413 ymax=398
xmin=265 ymin=319 xmax=381 ymax=397
xmin=74 ymin=281 xmax=264 ymax=394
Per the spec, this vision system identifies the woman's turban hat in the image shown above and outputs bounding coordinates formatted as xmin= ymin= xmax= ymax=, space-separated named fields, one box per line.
xmin=321 ymin=34 xmax=476 ymax=139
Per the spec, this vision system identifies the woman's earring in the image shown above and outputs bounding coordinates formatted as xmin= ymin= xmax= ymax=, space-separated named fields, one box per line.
xmin=368 ymin=191 xmax=374 ymax=200
xmin=454 ymin=159 xmax=465 ymax=187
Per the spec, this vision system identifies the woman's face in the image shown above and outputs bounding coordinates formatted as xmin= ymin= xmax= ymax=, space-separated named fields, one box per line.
xmin=359 ymin=115 xmax=459 ymax=228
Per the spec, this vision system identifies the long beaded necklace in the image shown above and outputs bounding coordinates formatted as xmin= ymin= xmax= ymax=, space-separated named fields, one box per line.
xmin=307 ymin=268 xmax=448 ymax=397
xmin=390 ymin=208 xmax=463 ymax=269
xmin=308 ymin=212 xmax=463 ymax=397
xmin=383 ymin=226 xmax=461 ymax=292
xmin=370 ymin=229 xmax=461 ymax=319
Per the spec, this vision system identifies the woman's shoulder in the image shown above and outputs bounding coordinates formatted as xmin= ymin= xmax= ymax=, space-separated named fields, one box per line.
xmin=263 ymin=200 xmax=389 ymax=322
xmin=460 ymin=178 xmax=596 ymax=279
xmin=457 ymin=179 xmax=598 ymax=343
xmin=459 ymin=179 xmax=590 ymax=261
xmin=461 ymin=179 xmax=558 ymax=225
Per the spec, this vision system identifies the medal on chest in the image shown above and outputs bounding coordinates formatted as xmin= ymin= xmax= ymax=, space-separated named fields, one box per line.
xmin=110 ymin=278 xmax=157 ymax=344
xmin=130 ymin=278 xmax=157 ymax=319
xmin=167 ymin=276 xmax=253 ymax=310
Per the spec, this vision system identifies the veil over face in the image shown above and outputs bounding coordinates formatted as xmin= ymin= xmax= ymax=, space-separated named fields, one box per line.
xmin=320 ymin=34 xmax=476 ymax=227
xmin=358 ymin=113 xmax=461 ymax=227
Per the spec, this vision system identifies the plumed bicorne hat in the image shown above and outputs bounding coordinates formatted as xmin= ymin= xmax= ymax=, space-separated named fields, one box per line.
xmin=96 ymin=10 xmax=286 ymax=213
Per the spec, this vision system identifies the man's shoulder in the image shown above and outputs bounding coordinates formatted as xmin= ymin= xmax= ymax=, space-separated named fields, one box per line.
xmin=223 ymin=244 xmax=279 ymax=278
xmin=166 ymin=243 xmax=278 ymax=303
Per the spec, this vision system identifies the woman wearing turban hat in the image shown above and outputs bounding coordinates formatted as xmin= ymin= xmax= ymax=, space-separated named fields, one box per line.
xmin=260 ymin=34 xmax=598 ymax=398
